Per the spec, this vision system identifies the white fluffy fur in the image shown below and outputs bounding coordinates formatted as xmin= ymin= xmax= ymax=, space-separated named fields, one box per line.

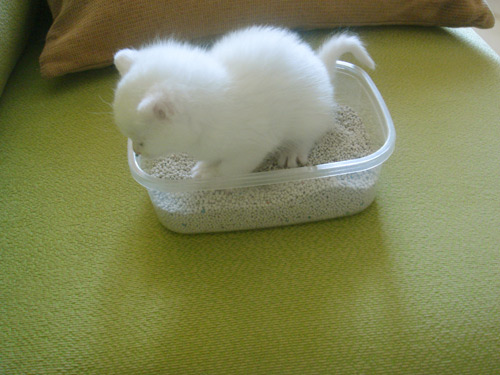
xmin=113 ymin=26 xmax=374 ymax=178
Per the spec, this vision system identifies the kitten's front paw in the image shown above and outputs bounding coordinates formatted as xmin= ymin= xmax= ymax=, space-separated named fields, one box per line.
xmin=191 ymin=161 xmax=218 ymax=179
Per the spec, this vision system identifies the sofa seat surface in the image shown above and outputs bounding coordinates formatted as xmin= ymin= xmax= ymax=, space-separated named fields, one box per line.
xmin=1 ymin=21 xmax=500 ymax=374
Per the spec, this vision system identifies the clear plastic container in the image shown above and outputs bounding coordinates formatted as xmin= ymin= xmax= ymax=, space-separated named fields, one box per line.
xmin=128 ymin=62 xmax=395 ymax=233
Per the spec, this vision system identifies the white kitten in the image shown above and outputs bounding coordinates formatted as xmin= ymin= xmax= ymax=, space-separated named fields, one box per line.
xmin=113 ymin=26 xmax=374 ymax=178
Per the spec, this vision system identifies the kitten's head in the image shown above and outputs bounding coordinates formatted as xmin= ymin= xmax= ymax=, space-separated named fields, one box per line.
xmin=112 ymin=43 xmax=227 ymax=158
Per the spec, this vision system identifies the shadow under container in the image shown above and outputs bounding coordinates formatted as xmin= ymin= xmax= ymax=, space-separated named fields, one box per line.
xmin=128 ymin=62 xmax=396 ymax=233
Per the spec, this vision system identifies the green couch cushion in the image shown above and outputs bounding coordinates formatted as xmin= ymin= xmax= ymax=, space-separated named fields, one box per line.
xmin=0 ymin=0 xmax=39 ymax=97
xmin=1 ymin=22 xmax=500 ymax=373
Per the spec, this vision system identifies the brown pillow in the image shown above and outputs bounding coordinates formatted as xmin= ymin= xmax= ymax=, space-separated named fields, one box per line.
xmin=39 ymin=0 xmax=495 ymax=78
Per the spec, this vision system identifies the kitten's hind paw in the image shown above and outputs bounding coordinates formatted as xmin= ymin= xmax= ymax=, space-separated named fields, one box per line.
xmin=277 ymin=151 xmax=308 ymax=168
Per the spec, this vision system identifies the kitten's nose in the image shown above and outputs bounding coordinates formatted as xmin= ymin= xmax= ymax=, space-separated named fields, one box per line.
xmin=132 ymin=142 xmax=142 ymax=155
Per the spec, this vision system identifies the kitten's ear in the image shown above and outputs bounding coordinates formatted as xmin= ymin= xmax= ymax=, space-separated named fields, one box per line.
xmin=137 ymin=92 xmax=176 ymax=121
xmin=114 ymin=48 xmax=138 ymax=76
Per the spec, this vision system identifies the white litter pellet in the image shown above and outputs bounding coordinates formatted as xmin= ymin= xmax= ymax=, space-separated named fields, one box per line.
xmin=142 ymin=106 xmax=379 ymax=233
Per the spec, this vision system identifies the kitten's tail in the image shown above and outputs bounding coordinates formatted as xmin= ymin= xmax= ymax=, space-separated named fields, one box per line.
xmin=317 ymin=34 xmax=375 ymax=79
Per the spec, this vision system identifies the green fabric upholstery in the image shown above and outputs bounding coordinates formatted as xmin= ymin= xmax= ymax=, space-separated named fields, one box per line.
xmin=0 ymin=0 xmax=39 ymax=96
xmin=1 ymin=15 xmax=500 ymax=375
